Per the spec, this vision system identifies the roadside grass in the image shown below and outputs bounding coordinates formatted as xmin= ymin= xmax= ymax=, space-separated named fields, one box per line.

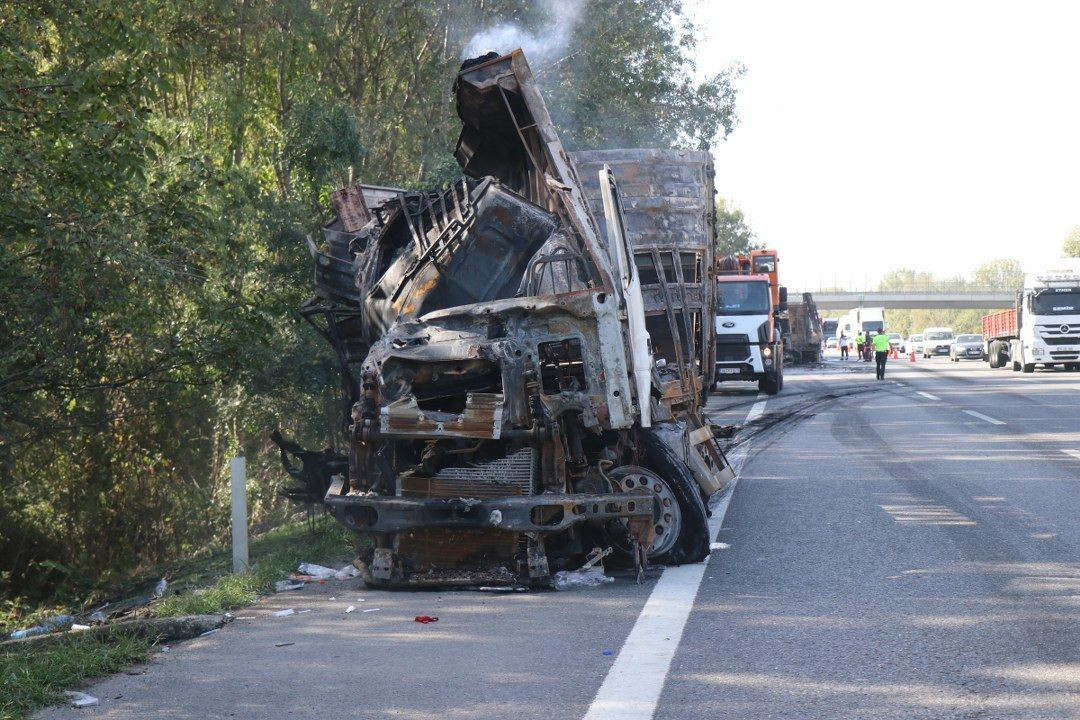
xmin=154 ymin=518 xmax=355 ymax=617
xmin=1 ymin=633 xmax=154 ymax=720
xmin=1 ymin=516 xmax=355 ymax=720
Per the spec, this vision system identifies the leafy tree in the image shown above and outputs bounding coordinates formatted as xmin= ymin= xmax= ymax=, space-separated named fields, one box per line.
xmin=1063 ymin=227 xmax=1080 ymax=258
xmin=714 ymin=198 xmax=759 ymax=257
xmin=972 ymin=258 xmax=1024 ymax=289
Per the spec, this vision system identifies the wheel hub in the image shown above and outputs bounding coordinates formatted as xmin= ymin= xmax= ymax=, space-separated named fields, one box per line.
xmin=609 ymin=466 xmax=682 ymax=557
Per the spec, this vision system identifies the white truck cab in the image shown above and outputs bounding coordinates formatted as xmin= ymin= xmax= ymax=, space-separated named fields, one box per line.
xmin=714 ymin=275 xmax=783 ymax=394
xmin=1014 ymin=267 xmax=1080 ymax=372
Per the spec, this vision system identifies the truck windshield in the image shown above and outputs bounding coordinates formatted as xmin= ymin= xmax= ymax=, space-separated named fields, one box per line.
xmin=862 ymin=321 xmax=884 ymax=332
xmin=1032 ymin=288 xmax=1080 ymax=315
xmin=717 ymin=281 xmax=770 ymax=315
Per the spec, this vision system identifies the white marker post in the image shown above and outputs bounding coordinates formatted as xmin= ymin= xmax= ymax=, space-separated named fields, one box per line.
xmin=231 ymin=456 xmax=249 ymax=573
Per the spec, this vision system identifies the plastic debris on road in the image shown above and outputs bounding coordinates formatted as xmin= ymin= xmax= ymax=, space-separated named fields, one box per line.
xmin=199 ymin=628 xmax=219 ymax=637
xmin=63 ymin=691 xmax=99 ymax=708
xmin=296 ymin=563 xmax=337 ymax=579
xmin=272 ymin=609 xmax=295 ymax=617
xmin=275 ymin=642 xmax=295 ymax=647
xmin=553 ymin=567 xmax=614 ymax=590
xmin=414 ymin=616 xmax=438 ymax=624
xmin=9 ymin=614 xmax=75 ymax=639
xmin=345 ymin=605 xmax=356 ymax=613
xmin=334 ymin=564 xmax=360 ymax=579
xmin=602 ymin=649 xmax=614 ymax=656
xmin=274 ymin=581 xmax=305 ymax=592
xmin=70 ymin=623 xmax=91 ymax=632
xmin=362 ymin=608 xmax=380 ymax=613
xmin=709 ymin=542 xmax=730 ymax=551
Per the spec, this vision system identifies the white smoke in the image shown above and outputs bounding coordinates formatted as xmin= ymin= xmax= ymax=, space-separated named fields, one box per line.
xmin=463 ymin=0 xmax=585 ymax=64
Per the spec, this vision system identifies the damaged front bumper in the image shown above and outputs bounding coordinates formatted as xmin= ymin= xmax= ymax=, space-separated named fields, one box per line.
xmin=325 ymin=477 xmax=653 ymax=535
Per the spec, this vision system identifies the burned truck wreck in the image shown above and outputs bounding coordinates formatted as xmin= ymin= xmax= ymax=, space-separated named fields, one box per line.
xmin=283 ymin=51 xmax=732 ymax=588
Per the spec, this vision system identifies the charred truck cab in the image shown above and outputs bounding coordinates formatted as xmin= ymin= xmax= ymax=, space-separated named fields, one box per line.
xmin=285 ymin=51 xmax=733 ymax=588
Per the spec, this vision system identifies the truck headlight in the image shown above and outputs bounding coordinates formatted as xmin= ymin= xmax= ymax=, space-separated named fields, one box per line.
xmin=762 ymin=346 xmax=773 ymax=358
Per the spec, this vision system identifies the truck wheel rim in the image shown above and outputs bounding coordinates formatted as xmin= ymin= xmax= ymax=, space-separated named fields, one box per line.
xmin=610 ymin=467 xmax=682 ymax=557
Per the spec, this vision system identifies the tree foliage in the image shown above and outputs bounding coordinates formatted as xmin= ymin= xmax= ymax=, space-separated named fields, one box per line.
xmin=1063 ymin=227 xmax=1080 ymax=258
xmin=714 ymin=198 xmax=759 ymax=257
xmin=0 ymin=0 xmax=740 ymax=604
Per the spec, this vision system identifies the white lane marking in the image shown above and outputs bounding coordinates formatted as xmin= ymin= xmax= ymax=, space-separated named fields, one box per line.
xmin=745 ymin=394 xmax=768 ymax=423
xmin=963 ymin=409 xmax=1006 ymax=426
xmin=916 ymin=391 xmax=940 ymax=401
xmin=1062 ymin=449 xmax=1080 ymax=462
xmin=582 ymin=399 xmax=759 ymax=720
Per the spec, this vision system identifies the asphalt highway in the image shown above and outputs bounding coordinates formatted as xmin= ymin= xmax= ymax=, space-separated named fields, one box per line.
xmin=38 ymin=355 xmax=1080 ymax=719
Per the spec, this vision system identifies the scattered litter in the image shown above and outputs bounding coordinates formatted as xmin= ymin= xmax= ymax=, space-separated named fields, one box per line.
xmin=235 ymin=616 xmax=256 ymax=620
xmin=153 ymin=578 xmax=168 ymax=598
xmin=199 ymin=628 xmax=219 ymax=637
xmin=345 ymin=605 xmax=356 ymax=614
xmin=274 ymin=581 xmax=305 ymax=592
xmin=9 ymin=614 xmax=75 ymax=639
xmin=354 ymin=598 xmax=366 ymax=602
xmin=488 ymin=509 xmax=503 ymax=526
xmin=362 ymin=608 xmax=381 ymax=613
xmin=63 ymin=691 xmax=99 ymax=708
xmin=296 ymin=563 xmax=337 ymax=579
xmin=88 ymin=610 xmax=108 ymax=623
xmin=414 ymin=616 xmax=439 ymax=624
xmin=272 ymin=609 xmax=295 ymax=617
xmin=334 ymin=564 xmax=360 ymax=580
xmin=160 ymin=646 xmax=170 ymax=653
xmin=329 ymin=596 xmax=336 ymax=601
xmin=601 ymin=649 xmax=614 ymax=656
xmin=296 ymin=609 xmax=312 ymax=614
xmin=274 ymin=642 xmax=295 ymax=647
xmin=553 ymin=567 xmax=614 ymax=590
xmin=70 ymin=624 xmax=91 ymax=632
xmin=709 ymin=542 xmax=731 ymax=551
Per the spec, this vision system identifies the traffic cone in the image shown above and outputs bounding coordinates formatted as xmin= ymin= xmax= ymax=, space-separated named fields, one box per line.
xmin=909 ymin=350 xmax=916 ymax=362
xmin=890 ymin=347 xmax=899 ymax=359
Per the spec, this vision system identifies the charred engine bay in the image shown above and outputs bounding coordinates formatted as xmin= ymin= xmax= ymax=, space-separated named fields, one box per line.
xmin=275 ymin=50 xmax=734 ymax=589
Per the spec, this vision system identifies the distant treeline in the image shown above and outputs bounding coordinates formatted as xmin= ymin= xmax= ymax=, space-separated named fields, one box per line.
xmin=0 ymin=0 xmax=740 ymax=605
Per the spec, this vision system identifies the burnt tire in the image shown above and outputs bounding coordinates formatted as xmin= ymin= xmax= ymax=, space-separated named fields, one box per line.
xmin=758 ymin=371 xmax=780 ymax=395
xmin=638 ymin=428 xmax=710 ymax=565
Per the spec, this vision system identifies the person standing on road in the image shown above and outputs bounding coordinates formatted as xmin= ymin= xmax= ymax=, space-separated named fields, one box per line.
xmin=873 ymin=329 xmax=891 ymax=379
xmin=839 ymin=332 xmax=849 ymax=360
xmin=855 ymin=332 xmax=865 ymax=361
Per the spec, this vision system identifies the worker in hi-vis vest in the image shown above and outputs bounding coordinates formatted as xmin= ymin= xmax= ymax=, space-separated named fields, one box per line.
xmin=872 ymin=330 xmax=891 ymax=380
xmin=855 ymin=332 xmax=866 ymax=361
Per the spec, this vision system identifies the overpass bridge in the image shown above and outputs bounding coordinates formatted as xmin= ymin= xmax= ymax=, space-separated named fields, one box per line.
xmin=800 ymin=289 xmax=1014 ymax=311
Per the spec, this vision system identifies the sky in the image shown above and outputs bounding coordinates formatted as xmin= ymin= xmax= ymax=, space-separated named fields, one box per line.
xmin=688 ymin=0 xmax=1080 ymax=290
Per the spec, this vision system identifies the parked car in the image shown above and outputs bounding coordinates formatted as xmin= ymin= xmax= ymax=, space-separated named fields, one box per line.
xmin=922 ymin=327 xmax=955 ymax=357
xmin=907 ymin=334 xmax=924 ymax=355
xmin=887 ymin=333 xmax=904 ymax=352
xmin=950 ymin=333 xmax=986 ymax=361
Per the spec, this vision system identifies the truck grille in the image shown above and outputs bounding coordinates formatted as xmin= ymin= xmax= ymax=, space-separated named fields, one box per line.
xmin=715 ymin=333 xmax=750 ymax=362
xmin=1044 ymin=336 xmax=1080 ymax=345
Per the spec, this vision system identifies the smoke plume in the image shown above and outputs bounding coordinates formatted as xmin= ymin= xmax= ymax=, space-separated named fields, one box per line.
xmin=463 ymin=0 xmax=585 ymax=64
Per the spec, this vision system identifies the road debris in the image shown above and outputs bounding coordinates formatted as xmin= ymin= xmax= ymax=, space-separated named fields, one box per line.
xmin=274 ymin=581 xmax=305 ymax=592
xmin=361 ymin=608 xmax=380 ymax=613
xmin=9 ymin=614 xmax=74 ymax=639
xmin=296 ymin=563 xmax=337 ymax=579
xmin=275 ymin=642 xmax=295 ymax=647
xmin=272 ymin=609 xmax=295 ymax=617
xmin=345 ymin=605 xmax=356 ymax=613
xmin=710 ymin=542 xmax=731 ymax=551
xmin=553 ymin=568 xmax=614 ymax=590
xmin=62 ymin=691 xmax=99 ymax=708
xmin=414 ymin=616 xmax=439 ymax=624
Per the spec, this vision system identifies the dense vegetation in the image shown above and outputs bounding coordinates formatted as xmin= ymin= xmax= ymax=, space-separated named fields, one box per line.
xmin=0 ymin=0 xmax=740 ymax=608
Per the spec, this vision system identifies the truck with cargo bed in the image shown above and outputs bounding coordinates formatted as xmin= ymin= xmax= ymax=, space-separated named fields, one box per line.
xmin=982 ymin=260 xmax=1080 ymax=372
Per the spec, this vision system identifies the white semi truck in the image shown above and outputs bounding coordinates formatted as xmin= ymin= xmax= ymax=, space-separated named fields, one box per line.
xmin=982 ymin=260 xmax=1080 ymax=372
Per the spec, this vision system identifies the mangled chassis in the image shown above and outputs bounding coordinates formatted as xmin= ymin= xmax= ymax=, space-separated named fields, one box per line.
xmin=297 ymin=50 xmax=731 ymax=588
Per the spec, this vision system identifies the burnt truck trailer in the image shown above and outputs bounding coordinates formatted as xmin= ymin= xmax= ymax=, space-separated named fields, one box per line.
xmin=285 ymin=50 xmax=733 ymax=588
xmin=572 ymin=150 xmax=717 ymax=407
xmin=787 ymin=292 xmax=823 ymax=364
